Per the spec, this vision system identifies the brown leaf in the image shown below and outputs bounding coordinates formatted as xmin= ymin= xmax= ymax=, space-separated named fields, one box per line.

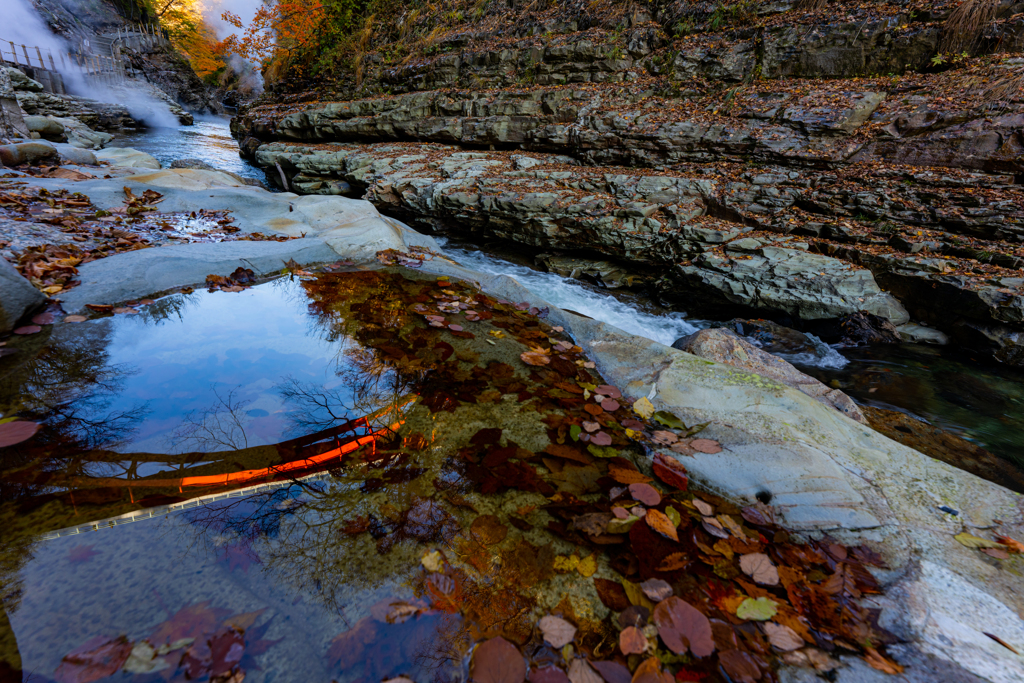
xmin=656 ymin=553 xmax=689 ymax=572
xmin=471 ymin=515 xmax=508 ymax=545
xmin=692 ymin=499 xmax=714 ymax=516
xmin=521 ymin=347 xmax=551 ymax=366
xmin=539 ymin=615 xmax=576 ymax=648
xmin=608 ymin=464 xmax=652 ymax=485
xmin=589 ymin=660 xmax=631 ymax=683
xmin=593 ymin=578 xmax=630 ymax=611
xmin=568 ymin=659 xmax=602 ymax=683
xmin=739 ymin=553 xmax=779 ymax=586
xmin=63 ymin=315 xmax=88 ymax=323
xmin=619 ymin=626 xmax=647 ymax=655
xmin=54 ymin=635 xmax=133 ymax=683
xmin=718 ymin=649 xmax=761 ymax=683
xmin=645 ymin=509 xmax=678 ymax=542
xmin=763 ymin=622 xmax=804 ymax=651
xmin=996 ymin=535 xmax=1024 ymax=553
xmin=628 ymin=483 xmax=662 ymax=506
xmin=472 ymin=636 xmax=526 ymax=683
xmin=864 ymin=647 xmax=904 ymax=675
xmin=531 ymin=667 xmax=571 ymax=683
xmin=630 ymin=657 xmax=671 ymax=683
xmin=690 ymin=438 xmax=722 ymax=454
xmin=572 ymin=513 xmax=611 ymax=536
xmin=640 ymin=578 xmax=673 ymax=602
xmin=652 ymin=596 xmax=715 ymax=658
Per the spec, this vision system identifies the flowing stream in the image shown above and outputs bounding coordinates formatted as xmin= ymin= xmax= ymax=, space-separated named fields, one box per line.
xmin=101 ymin=123 xmax=1024 ymax=467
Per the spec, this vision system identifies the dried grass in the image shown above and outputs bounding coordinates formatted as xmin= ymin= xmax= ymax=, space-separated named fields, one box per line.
xmin=940 ymin=0 xmax=1000 ymax=55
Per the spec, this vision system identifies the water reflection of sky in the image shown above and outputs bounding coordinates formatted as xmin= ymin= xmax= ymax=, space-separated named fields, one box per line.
xmin=101 ymin=278 xmax=343 ymax=453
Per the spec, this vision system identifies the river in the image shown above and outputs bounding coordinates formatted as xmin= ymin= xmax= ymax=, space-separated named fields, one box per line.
xmin=106 ymin=121 xmax=1024 ymax=471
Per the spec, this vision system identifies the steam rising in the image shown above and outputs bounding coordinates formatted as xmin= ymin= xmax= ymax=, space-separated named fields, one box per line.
xmin=6 ymin=0 xmax=180 ymax=128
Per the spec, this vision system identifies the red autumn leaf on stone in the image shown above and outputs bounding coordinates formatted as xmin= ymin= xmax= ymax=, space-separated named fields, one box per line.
xmin=652 ymin=597 xmax=715 ymax=658
xmin=472 ymin=636 xmax=526 ymax=683
xmin=0 ymin=421 xmax=40 ymax=448
xmin=597 ymin=385 xmax=621 ymax=398
xmin=591 ymin=431 xmax=612 ymax=446
xmin=651 ymin=453 xmax=688 ymax=491
xmin=32 ymin=311 xmax=57 ymax=325
xmin=619 ymin=626 xmax=647 ymax=654
xmin=54 ymin=635 xmax=132 ymax=683
xmin=13 ymin=325 xmax=41 ymax=334
xmin=629 ymin=483 xmax=662 ymax=507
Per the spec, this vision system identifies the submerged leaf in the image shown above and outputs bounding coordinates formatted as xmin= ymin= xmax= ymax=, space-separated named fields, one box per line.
xmin=628 ymin=483 xmax=662 ymax=507
xmin=645 ymin=509 xmax=678 ymax=542
xmin=619 ymin=626 xmax=647 ymax=655
xmin=763 ymin=623 xmax=804 ymax=651
xmin=0 ymin=421 xmax=40 ymax=448
xmin=568 ymin=659 xmax=602 ymax=683
xmin=739 ymin=553 xmax=779 ymax=586
xmin=652 ymin=597 xmax=715 ymax=658
xmin=472 ymin=636 xmax=527 ymax=683
xmin=633 ymin=397 xmax=655 ymax=419
xmin=735 ymin=597 xmax=777 ymax=621
xmin=640 ymin=578 xmax=673 ymax=602
xmin=539 ymin=615 xmax=577 ymax=648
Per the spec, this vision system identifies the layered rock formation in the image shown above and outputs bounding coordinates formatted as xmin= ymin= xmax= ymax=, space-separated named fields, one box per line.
xmin=233 ymin=0 xmax=1024 ymax=366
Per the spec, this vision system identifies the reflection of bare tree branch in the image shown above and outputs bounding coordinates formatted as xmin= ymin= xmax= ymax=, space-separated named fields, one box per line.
xmin=171 ymin=386 xmax=252 ymax=453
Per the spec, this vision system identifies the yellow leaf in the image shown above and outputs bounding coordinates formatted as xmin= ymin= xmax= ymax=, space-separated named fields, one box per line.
xmin=633 ymin=397 xmax=655 ymax=419
xmin=554 ymin=554 xmax=580 ymax=573
xmin=954 ymin=532 xmax=1002 ymax=549
xmin=421 ymin=550 xmax=444 ymax=572
xmin=622 ymin=579 xmax=654 ymax=610
xmin=577 ymin=553 xmax=598 ymax=577
xmin=42 ymin=285 xmax=63 ymax=294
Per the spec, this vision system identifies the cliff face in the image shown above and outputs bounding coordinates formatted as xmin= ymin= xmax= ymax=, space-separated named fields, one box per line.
xmin=234 ymin=0 xmax=1024 ymax=365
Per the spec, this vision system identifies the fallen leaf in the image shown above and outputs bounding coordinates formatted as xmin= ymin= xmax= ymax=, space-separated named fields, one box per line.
xmin=645 ymin=509 xmax=678 ymax=542
xmin=55 ymin=635 xmax=133 ymax=683
xmin=656 ymin=553 xmax=689 ymax=572
xmin=619 ymin=626 xmax=647 ymax=655
xmin=591 ymin=431 xmax=612 ymax=446
xmin=422 ymin=550 xmax=444 ymax=572
xmin=631 ymin=657 xmax=671 ymax=683
xmin=568 ymin=659 xmax=602 ymax=683
xmin=471 ymin=515 xmax=508 ymax=545
xmin=629 ymin=482 xmax=662 ymax=506
xmin=735 ymin=597 xmax=776 ymax=621
xmin=597 ymin=385 xmax=621 ymax=398
xmin=763 ymin=622 xmax=804 ymax=651
xmin=652 ymin=597 xmax=714 ymax=658
xmin=64 ymin=315 xmax=88 ymax=323
xmin=633 ymin=397 xmax=655 ymax=419
xmin=13 ymin=325 xmax=41 ymax=334
xmin=692 ymin=499 xmax=714 ymax=516
xmin=531 ymin=667 xmax=571 ymax=683
xmin=589 ymin=659 xmax=631 ymax=683
xmin=954 ymin=532 xmax=1002 ymax=549
xmin=601 ymin=399 xmax=620 ymax=412
xmin=521 ymin=348 xmax=551 ymax=366
xmin=472 ymin=636 xmax=526 ymax=683
xmin=651 ymin=453 xmax=688 ymax=490
xmin=718 ymin=649 xmax=761 ymax=683
xmin=651 ymin=430 xmax=678 ymax=445
xmin=593 ymin=579 xmax=630 ymax=611
xmin=539 ymin=615 xmax=577 ymax=648
xmin=640 ymin=578 xmax=673 ymax=602
xmin=864 ymin=647 xmax=904 ymax=674
xmin=577 ymin=553 xmax=598 ymax=577
xmin=996 ymin=535 xmax=1024 ymax=553
xmin=690 ymin=439 xmax=722 ymax=454
xmin=739 ymin=553 xmax=779 ymax=586
xmin=0 ymin=421 xmax=39 ymax=448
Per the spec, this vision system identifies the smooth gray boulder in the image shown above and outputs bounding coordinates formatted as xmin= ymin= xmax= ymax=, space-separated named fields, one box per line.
xmin=23 ymin=115 xmax=65 ymax=139
xmin=0 ymin=257 xmax=45 ymax=332
xmin=53 ymin=143 xmax=98 ymax=166
xmin=3 ymin=67 xmax=43 ymax=92
xmin=95 ymin=147 xmax=161 ymax=169
xmin=0 ymin=140 xmax=57 ymax=166
xmin=897 ymin=323 xmax=949 ymax=345
xmin=48 ymin=116 xmax=113 ymax=149
xmin=671 ymin=327 xmax=866 ymax=423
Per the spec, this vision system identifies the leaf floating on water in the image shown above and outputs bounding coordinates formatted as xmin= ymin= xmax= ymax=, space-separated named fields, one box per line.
xmin=640 ymin=578 xmax=673 ymax=602
xmin=652 ymin=411 xmax=684 ymax=429
xmin=0 ymin=421 xmax=40 ymax=448
xmin=628 ymin=483 xmax=661 ymax=507
xmin=953 ymin=532 xmax=1003 ymax=549
xmin=652 ymin=596 xmax=715 ymax=658
xmin=735 ymin=597 xmax=777 ymax=621
xmin=472 ymin=636 xmax=527 ymax=683
xmin=600 ymin=399 xmax=620 ymax=412
xmin=64 ymin=315 xmax=88 ymax=323
xmin=568 ymin=658 xmax=602 ymax=683
xmin=539 ymin=615 xmax=577 ymax=648
xmin=651 ymin=430 xmax=678 ymax=445
xmin=619 ymin=626 xmax=647 ymax=655
xmin=763 ymin=623 xmax=804 ymax=651
xmin=55 ymin=635 xmax=133 ymax=683
xmin=471 ymin=515 xmax=508 ymax=545
xmin=633 ymin=397 xmax=655 ymax=419
xmin=739 ymin=553 xmax=779 ymax=586
xmin=645 ymin=509 xmax=678 ymax=542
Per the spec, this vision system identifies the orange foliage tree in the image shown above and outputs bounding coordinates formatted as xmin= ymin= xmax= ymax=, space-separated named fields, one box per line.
xmin=151 ymin=0 xmax=227 ymax=79
xmin=221 ymin=0 xmax=326 ymax=66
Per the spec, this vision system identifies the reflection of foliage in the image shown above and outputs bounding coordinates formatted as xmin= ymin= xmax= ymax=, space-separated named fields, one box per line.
xmin=172 ymin=386 xmax=253 ymax=453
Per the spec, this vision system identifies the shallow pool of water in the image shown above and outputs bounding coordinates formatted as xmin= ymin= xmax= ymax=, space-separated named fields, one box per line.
xmin=109 ymin=117 xmax=267 ymax=183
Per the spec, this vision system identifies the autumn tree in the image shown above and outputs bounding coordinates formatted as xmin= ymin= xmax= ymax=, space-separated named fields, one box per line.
xmin=221 ymin=0 xmax=327 ymax=66
xmin=147 ymin=0 xmax=228 ymax=79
